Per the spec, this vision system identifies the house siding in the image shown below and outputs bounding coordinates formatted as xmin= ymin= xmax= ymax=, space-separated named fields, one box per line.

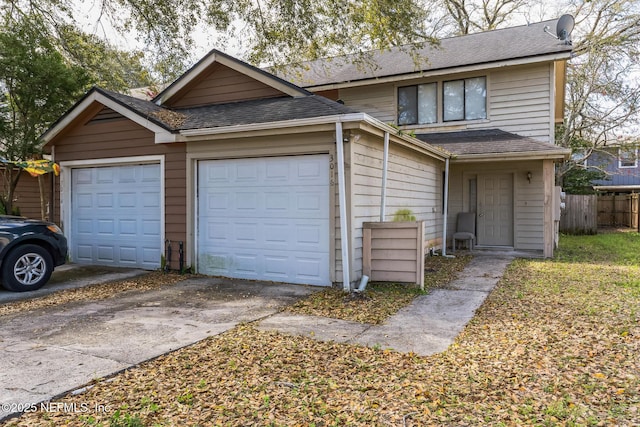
xmin=486 ymin=64 xmax=553 ymax=141
xmin=349 ymin=132 xmax=444 ymax=280
xmin=338 ymin=85 xmax=397 ymax=124
xmin=166 ymin=63 xmax=285 ymax=108
xmin=448 ymin=160 xmax=545 ymax=253
xmin=50 ymin=108 xmax=187 ymax=269
xmin=590 ymin=149 xmax=640 ymax=187
xmin=334 ymin=63 xmax=554 ymax=142
xmin=11 ymin=172 xmax=52 ymax=220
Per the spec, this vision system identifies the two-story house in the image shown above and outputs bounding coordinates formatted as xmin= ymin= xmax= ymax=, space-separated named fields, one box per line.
xmin=37 ymin=18 xmax=571 ymax=288
xmin=279 ymin=18 xmax=572 ymax=258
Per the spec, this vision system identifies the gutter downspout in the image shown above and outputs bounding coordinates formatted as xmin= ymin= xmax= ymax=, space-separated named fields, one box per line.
xmin=442 ymin=157 xmax=454 ymax=257
xmin=336 ymin=122 xmax=351 ymax=291
xmin=380 ymin=132 xmax=389 ymax=221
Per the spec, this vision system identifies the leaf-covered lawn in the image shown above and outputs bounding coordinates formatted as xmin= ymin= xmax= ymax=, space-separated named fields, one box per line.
xmin=287 ymin=255 xmax=471 ymax=324
xmin=3 ymin=233 xmax=639 ymax=426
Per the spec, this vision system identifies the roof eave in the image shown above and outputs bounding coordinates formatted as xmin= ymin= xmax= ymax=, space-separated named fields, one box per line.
xmin=304 ymin=52 xmax=572 ymax=91
xmin=593 ymin=185 xmax=640 ymax=191
xmin=177 ymin=113 xmax=450 ymax=161
xmin=450 ymin=149 xmax=571 ymax=163
xmin=41 ymin=89 xmax=178 ymax=145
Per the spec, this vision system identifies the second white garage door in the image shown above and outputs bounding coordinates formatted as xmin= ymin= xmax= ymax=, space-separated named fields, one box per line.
xmin=197 ymin=155 xmax=330 ymax=286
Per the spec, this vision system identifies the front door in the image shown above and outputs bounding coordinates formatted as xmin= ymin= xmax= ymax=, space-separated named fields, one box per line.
xmin=477 ymin=173 xmax=513 ymax=246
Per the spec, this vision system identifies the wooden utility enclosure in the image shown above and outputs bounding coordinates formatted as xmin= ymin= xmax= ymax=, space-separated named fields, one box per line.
xmin=362 ymin=221 xmax=425 ymax=290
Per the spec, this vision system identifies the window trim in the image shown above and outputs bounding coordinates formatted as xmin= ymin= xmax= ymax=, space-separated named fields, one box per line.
xmin=618 ymin=148 xmax=638 ymax=169
xmin=397 ymin=75 xmax=487 ymax=126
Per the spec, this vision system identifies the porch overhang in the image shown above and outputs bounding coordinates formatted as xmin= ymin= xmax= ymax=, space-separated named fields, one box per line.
xmin=416 ymin=129 xmax=570 ymax=162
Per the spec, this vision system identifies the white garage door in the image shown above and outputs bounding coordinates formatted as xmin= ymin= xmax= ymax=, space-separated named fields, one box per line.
xmin=197 ymin=155 xmax=330 ymax=286
xmin=71 ymin=164 xmax=161 ymax=269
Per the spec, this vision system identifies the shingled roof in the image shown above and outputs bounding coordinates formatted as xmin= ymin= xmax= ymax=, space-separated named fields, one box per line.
xmin=99 ymin=88 xmax=355 ymax=131
xmin=279 ymin=19 xmax=573 ymax=88
xmin=416 ymin=129 xmax=570 ymax=159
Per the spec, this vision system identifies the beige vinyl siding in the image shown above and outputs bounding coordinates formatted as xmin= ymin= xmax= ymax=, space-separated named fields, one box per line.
xmin=51 ymin=108 xmax=187 ymax=269
xmin=338 ymin=85 xmax=396 ymax=123
xmin=167 ymin=63 xmax=285 ymax=108
xmin=333 ymin=63 xmax=554 ymax=142
xmin=447 ymin=160 xmax=545 ymax=253
xmin=349 ymin=132 xmax=444 ymax=280
xmin=484 ymin=64 xmax=553 ymax=141
xmin=514 ymin=161 xmax=545 ymax=250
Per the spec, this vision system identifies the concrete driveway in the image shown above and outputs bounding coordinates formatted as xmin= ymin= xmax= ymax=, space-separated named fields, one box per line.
xmin=0 ymin=275 xmax=316 ymax=420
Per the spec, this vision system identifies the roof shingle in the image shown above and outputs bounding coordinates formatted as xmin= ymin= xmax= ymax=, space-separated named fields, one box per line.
xmin=416 ymin=129 xmax=566 ymax=156
xmin=278 ymin=19 xmax=573 ymax=88
xmin=98 ymin=88 xmax=355 ymax=131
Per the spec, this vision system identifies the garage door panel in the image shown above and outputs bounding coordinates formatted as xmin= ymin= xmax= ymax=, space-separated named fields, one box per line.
xmin=198 ymin=155 xmax=330 ymax=286
xmin=71 ymin=164 xmax=161 ymax=269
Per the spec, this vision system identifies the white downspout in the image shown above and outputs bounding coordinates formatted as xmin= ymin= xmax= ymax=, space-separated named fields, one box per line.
xmin=442 ymin=157 xmax=454 ymax=257
xmin=336 ymin=122 xmax=351 ymax=291
xmin=380 ymin=132 xmax=389 ymax=221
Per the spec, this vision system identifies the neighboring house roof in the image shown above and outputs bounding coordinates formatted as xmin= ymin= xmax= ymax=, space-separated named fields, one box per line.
xmin=417 ymin=129 xmax=570 ymax=161
xmin=279 ymin=19 xmax=573 ymax=89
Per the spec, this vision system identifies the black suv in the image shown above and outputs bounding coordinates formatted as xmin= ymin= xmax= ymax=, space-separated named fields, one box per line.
xmin=0 ymin=215 xmax=68 ymax=292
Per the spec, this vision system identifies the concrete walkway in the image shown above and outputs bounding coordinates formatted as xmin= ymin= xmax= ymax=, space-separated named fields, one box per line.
xmin=258 ymin=254 xmax=514 ymax=355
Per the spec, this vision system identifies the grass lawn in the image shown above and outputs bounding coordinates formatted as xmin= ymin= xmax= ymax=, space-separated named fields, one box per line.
xmin=3 ymin=232 xmax=639 ymax=426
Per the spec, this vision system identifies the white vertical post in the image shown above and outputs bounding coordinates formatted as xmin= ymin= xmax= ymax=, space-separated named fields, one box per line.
xmin=335 ymin=122 xmax=351 ymax=291
xmin=380 ymin=132 xmax=389 ymax=222
xmin=442 ymin=157 xmax=450 ymax=256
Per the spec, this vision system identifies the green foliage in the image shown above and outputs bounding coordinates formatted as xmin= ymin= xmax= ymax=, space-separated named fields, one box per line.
xmin=561 ymin=166 xmax=608 ymax=194
xmin=57 ymin=25 xmax=157 ymax=92
xmin=392 ymin=208 xmax=416 ymax=222
xmin=0 ymin=15 xmax=90 ymax=213
xmin=109 ymin=410 xmax=144 ymax=427
xmin=0 ymin=16 xmax=90 ymax=159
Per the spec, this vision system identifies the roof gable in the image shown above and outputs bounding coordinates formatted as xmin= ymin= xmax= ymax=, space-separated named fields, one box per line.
xmin=42 ymin=87 xmax=178 ymax=146
xmin=153 ymin=49 xmax=310 ymax=107
xmin=279 ymin=19 xmax=573 ymax=89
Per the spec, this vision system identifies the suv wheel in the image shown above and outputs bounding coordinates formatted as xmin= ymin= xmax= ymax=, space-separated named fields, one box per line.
xmin=1 ymin=244 xmax=53 ymax=292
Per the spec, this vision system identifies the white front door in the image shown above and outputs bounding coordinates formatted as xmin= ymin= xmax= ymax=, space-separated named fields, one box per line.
xmin=477 ymin=173 xmax=514 ymax=246
xmin=70 ymin=164 xmax=162 ymax=269
xmin=197 ymin=155 xmax=330 ymax=286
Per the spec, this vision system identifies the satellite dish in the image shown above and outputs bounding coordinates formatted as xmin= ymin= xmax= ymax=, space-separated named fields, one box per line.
xmin=543 ymin=14 xmax=574 ymax=45
xmin=556 ymin=14 xmax=574 ymax=42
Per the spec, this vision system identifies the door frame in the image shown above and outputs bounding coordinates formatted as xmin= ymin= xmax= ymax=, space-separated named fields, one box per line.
xmin=462 ymin=171 xmax=515 ymax=248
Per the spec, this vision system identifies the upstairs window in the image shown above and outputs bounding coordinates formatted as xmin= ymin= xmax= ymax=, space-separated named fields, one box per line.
xmin=618 ymin=148 xmax=638 ymax=168
xmin=443 ymin=77 xmax=487 ymax=122
xmin=398 ymin=83 xmax=437 ymax=125
xmin=397 ymin=76 xmax=486 ymax=126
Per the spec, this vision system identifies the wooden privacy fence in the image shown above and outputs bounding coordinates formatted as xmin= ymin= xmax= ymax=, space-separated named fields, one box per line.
xmin=597 ymin=194 xmax=639 ymax=228
xmin=560 ymin=194 xmax=598 ymax=234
